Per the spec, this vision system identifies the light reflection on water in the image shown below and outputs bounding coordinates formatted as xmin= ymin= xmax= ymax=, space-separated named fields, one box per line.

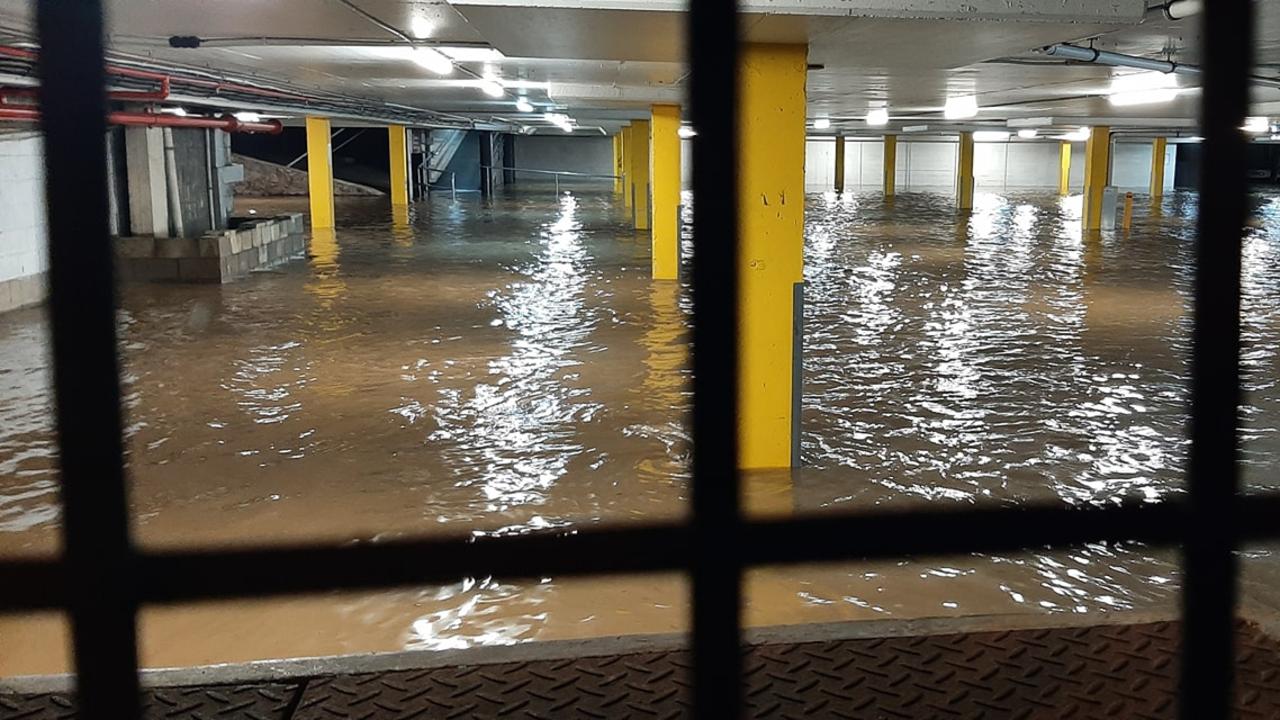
xmin=1 ymin=188 xmax=1278 ymax=673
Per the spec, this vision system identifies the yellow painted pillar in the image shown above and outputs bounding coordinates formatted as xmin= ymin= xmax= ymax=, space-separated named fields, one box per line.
xmin=621 ymin=125 xmax=633 ymax=209
xmin=739 ymin=43 xmax=807 ymax=470
xmin=956 ymin=131 xmax=975 ymax=211
xmin=388 ymin=125 xmax=409 ymax=207
xmin=613 ymin=134 xmax=625 ymax=195
xmin=883 ymin=134 xmax=897 ymax=197
xmin=833 ymin=135 xmax=846 ymax=193
xmin=306 ymin=117 xmax=335 ymax=229
xmin=1082 ymin=126 xmax=1111 ymax=231
xmin=1059 ymin=141 xmax=1072 ymax=195
xmin=630 ymin=119 xmax=651 ymax=230
xmin=650 ymin=104 xmax=681 ymax=280
xmin=1150 ymin=137 xmax=1168 ymax=200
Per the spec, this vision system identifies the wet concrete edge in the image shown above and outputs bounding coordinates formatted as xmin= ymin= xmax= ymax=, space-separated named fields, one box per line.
xmin=0 ymin=609 xmax=1191 ymax=694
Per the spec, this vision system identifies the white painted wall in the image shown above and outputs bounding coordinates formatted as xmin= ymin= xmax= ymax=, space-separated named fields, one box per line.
xmin=803 ymin=138 xmax=1177 ymax=194
xmin=0 ymin=132 xmax=48 ymax=285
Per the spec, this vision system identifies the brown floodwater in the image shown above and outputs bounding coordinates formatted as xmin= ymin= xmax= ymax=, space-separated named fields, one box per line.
xmin=2 ymin=187 xmax=1279 ymax=677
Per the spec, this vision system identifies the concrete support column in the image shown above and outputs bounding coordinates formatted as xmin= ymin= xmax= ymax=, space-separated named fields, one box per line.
xmin=833 ymin=135 xmax=846 ymax=193
xmin=478 ymin=130 xmax=494 ymax=198
xmin=1150 ymin=137 xmax=1168 ymax=200
xmin=630 ymin=119 xmax=651 ymax=230
xmin=1059 ymin=141 xmax=1072 ymax=196
xmin=883 ymin=134 xmax=898 ymax=198
xmin=613 ymin=133 xmax=625 ymax=195
xmin=305 ymin=117 xmax=335 ymax=229
xmin=621 ymin=125 xmax=633 ymax=209
xmin=650 ymin=104 xmax=682 ymax=280
xmin=956 ymin=131 xmax=975 ymax=211
xmin=388 ymin=125 xmax=409 ymax=207
xmin=124 ymin=126 xmax=169 ymax=237
xmin=739 ymin=43 xmax=807 ymax=470
xmin=1082 ymin=126 xmax=1111 ymax=231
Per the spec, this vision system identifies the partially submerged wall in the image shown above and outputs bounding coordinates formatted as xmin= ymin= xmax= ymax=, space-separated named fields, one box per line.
xmin=116 ymin=213 xmax=306 ymax=284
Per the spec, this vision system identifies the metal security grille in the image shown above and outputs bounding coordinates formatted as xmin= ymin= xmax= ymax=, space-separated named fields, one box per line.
xmin=0 ymin=1 xmax=1273 ymax=719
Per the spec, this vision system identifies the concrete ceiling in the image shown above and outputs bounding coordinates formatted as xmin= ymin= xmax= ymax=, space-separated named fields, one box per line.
xmin=0 ymin=0 xmax=1276 ymax=134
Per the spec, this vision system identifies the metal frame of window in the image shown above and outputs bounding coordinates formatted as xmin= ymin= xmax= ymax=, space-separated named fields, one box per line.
xmin=0 ymin=1 xmax=1268 ymax=718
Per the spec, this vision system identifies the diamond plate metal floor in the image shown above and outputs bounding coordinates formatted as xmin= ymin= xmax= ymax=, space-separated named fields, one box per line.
xmin=4 ymin=620 xmax=1280 ymax=719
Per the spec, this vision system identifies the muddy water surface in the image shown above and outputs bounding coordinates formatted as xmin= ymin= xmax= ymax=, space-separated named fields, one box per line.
xmin=2 ymin=188 xmax=1278 ymax=676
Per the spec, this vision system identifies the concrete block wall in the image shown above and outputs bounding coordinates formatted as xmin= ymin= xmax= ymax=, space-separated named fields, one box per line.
xmin=116 ymin=213 xmax=306 ymax=284
xmin=0 ymin=132 xmax=48 ymax=313
xmin=804 ymin=138 xmax=1177 ymax=193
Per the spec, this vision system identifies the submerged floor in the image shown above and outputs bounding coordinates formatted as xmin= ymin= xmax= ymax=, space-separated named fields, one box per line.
xmin=1 ymin=188 xmax=1279 ymax=676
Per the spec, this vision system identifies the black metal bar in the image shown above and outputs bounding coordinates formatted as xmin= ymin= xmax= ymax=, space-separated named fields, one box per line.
xmin=10 ymin=496 xmax=1280 ymax=610
xmin=687 ymin=0 xmax=743 ymax=716
xmin=33 ymin=1 xmax=142 ymax=718
xmin=1181 ymin=0 xmax=1253 ymax=716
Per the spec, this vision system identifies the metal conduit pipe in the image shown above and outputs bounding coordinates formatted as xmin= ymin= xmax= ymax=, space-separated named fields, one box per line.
xmin=0 ymin=106 xmax=283 ymax=133
xmin=1041 ymin=43 xmax=1280 ymax=90
xmin=161 ymin=127 xmax=185 ymax=239
xmin=1042 ymin=43 xmax=1200 ymax=76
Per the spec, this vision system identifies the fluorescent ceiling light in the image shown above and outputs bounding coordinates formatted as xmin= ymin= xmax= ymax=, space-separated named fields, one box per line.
xmin=812 ymin=118 xmax=831 ymax=130
xmin=515 ymin=97 xmax=534 ymax=113
xmin=865 ymin=108 xmax=889 ymax=126
xmin=412 ymin=47 xmax=453 ymax=75
xmin=410 ymin=17 xmax=435 ymax=39
xmin=437 ymin=46 xmax=505 ymax=62
xmin=943 ymin=95 xmax=978 ymax=119
xmin=233 ymin=111 xmax=262 ymax=122
xmin=1017 ymin=129 xmax=1038 ymax=139
xmin=1243 ymin=116 xmax=1270 ymax=133
xmin=544 ymin=112 xmax=575 ymax=133
xmin=1059 ymin=127 xmax=1091 ymax=142
xmin=480 ymin=79 xmax=505 ymax=98
xmin=973 ymin=130 xmax=1009 ymax=142
xmin=1108 ymin=71 xmax=1178 ymax=106
xmin=160 ymin=106 xmax=187 ymax=116
xmin=678 ymin=125 xmax=697 ymax=139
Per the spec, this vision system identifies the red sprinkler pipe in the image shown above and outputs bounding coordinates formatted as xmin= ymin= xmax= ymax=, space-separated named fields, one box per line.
xmin=0 ymin=106 xmax=283 ymax=134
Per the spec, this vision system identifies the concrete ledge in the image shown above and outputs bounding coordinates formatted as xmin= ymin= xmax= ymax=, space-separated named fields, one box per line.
xmin=114 ymin=213 xmax=306 ymax=285
xmin=0 ymin=272 xmax=47 ymax=314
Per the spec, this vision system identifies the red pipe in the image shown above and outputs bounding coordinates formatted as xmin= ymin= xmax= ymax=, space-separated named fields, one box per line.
xmin=0 ymin=106 xmax=282 ymax=134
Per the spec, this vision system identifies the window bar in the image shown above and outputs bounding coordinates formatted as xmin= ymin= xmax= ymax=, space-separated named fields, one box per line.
xmin=34 ymin=1 xmax=142 ymax=718
xmin=1181 ymin=0 xmax=1253 ymax=717
xmin=687 ymin=0 xmax=744 ymax=717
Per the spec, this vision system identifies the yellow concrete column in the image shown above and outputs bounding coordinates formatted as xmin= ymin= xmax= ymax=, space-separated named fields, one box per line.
xmin=739 ymin=43 xmax=807 ymax=470
xmin=388 ymin=125 xmax=409 ymax=207
xmin=630 ymin=119 xmax=651 ymax=230
xmin=956 ymin=131 xmax=975 ymax=211
xmin=833 ymin=135 xmax=846 ymax=193
xmin=306 ymin=117 xmax=335 ymax=229
xmin=1082 ymin=126 xmax=1111 ymax=231
xmin=1150 ymin=137 xmax=1168 ymax=200
xmin=1059 ymin=141 xmax=1072 ymax=196
xmin=883 ymin=134 xmax=897 ymax=197
xmin=613 ymin=134 xmax=625 ymax=195
xmin=621 ymin=125 xmax=633 ymax=209
xmin=650 ymin=104 xmax=681 ymax=280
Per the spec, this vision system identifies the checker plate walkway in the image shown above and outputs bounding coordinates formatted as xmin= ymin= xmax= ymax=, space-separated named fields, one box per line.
xmin=4 ymin=619 xmax=1280 ymax=719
